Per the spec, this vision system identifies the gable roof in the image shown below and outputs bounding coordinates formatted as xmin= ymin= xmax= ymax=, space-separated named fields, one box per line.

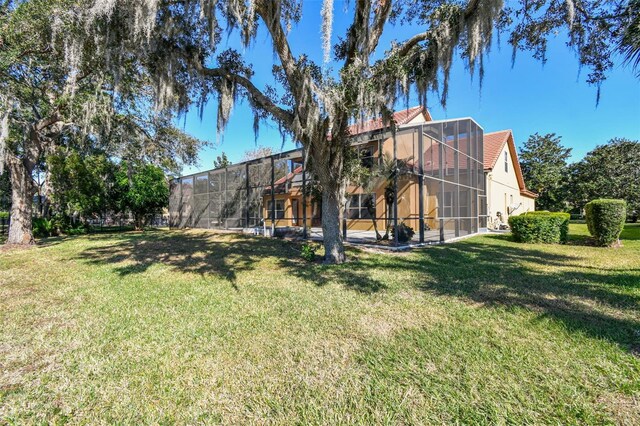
xmin=483 ymin=130 xmax=538 ymax=199
xmin=348 ymin=106 xmax=431 ymax=135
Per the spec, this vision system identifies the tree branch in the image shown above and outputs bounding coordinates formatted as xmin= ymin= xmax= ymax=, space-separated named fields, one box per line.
xmin=367 ymin=0 xmax=392 ymax=55
xmin=194 ymin=61 xmax=295 ymax=126
xmin=255 ymin=1 xmax=302 ymax=91
xmin=255 ymin=0 xmax=324 ymax=122
xmin=36 ymin=111 xmax=62 ymax=132
xmin=343 ymin=0 xmax=371 ymax=68
xmin=342 ymin=0 xmax=391 ymax=68
xmin=392 ymin=0 xmax=482 ymax=59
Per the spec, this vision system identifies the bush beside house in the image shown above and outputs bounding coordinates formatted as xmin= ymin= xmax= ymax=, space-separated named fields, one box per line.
xmin=509 ymin=212 xmax=570 ymax=244
xmin=585 ymin=199 xmax=626 ymax=246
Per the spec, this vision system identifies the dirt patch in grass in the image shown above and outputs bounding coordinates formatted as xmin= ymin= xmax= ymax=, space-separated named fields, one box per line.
xmin=0 ymin=243 xmax=35 ymax=253
xmin=599 ymin=394 xmax=640 ymax=426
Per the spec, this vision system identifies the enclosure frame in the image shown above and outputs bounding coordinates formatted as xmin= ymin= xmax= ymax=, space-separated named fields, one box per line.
xmin=170 ymin=118 xmax=488 ymax=246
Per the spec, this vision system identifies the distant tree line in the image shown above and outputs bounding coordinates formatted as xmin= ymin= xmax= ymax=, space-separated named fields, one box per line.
xmin=519 ymin=134 xmax=639 ymax=220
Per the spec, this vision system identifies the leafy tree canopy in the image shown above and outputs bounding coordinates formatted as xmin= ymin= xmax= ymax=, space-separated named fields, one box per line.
xmin=241 ymin=146 xmax=274 ymax=162
xmin=519 ymin=133 xmax=572 ymax=211
xmin=47 ymin=150 xmax=117 ymax=218
xmin=115 ymin=162 xmax=169 ymax=230
xmin=0 ymin=0 xmax=208 ymax=243
xmin=567 ymin=138 xmax=640 ymax=213
xmin=213 ymin=152 xmax=232 ymax=169
xmin=0 ymin=171 xmax=9 ymax=211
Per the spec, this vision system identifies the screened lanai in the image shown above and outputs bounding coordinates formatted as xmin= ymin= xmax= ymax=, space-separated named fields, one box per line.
xmin=169 ymin=117 xmax=488 ymax=246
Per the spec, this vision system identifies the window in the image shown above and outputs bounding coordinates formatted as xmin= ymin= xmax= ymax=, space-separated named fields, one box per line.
xmin=504 ymin=151 xmax=508 ymax=173
xmin=347 ymin=193 xmax=375 ymax=219
xmin=358 ymin=146 xmax=375 ymax=169
xmin=267 ymin=200 xmax=285 ymax=219
xmin=459 ymin=190 xmax=469 ymax=217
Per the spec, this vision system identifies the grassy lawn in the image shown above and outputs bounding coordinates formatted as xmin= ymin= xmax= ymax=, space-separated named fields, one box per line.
xmin=1 ymin=224 xmax=639 ymax=424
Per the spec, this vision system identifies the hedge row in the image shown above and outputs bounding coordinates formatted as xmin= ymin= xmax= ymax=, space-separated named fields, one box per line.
xmin=508 ymin=211 xmax=570 ymax=244
xmin=585 ymin=199 xmax=626 ymax=246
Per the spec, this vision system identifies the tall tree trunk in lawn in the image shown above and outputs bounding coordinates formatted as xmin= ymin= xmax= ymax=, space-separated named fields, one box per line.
xmin=309 ymin=128 xmax=349 ymax=264
xmin=6 ymin=156 xmax=35 ymax=245
xmin=321 ymin=183 xmax=346 ymax=264
xmin=134 ymin=214 xmax=145 ymax=231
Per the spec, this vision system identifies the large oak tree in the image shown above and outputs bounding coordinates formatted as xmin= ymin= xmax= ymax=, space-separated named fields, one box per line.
xmin=0 ymin=0 xmax=205 ymax=244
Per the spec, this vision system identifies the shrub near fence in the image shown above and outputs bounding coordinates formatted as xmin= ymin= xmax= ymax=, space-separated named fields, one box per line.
xmin=508 ymin=211 xmax=570 ymax=244
xmin=585 ymin=199 xmax=626 ymax=246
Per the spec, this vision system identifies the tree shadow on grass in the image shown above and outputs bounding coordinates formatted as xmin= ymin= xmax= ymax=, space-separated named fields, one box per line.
xmin=385 ymin=239 xmax=640 ymax=352
xmin=77 ymin=230 xmax=386 ymax=293
xmin=277 ymin=253 xmax=388 ymax=294
xmin=75 ymin=228 xmax=640 ymax=350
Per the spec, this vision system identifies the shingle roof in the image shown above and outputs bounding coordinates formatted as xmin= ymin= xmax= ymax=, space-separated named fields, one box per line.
xmin=483 ymin=130 xmax=538 ymax=199
xmin=483 ymin=130 xmax=512 ymax=170
xmin=273 ymin=165 xmax=303 ymax=186
xmin=347 ymin=106 xmax=431 ymax=135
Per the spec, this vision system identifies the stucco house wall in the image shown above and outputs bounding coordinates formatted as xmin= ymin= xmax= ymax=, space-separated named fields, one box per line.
xmin=483 ymin=130 xmax=537 ymax=226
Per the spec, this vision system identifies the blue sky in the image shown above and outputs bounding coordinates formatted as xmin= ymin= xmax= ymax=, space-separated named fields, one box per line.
xmin=180 ymin=2 xmax=640 ymax=175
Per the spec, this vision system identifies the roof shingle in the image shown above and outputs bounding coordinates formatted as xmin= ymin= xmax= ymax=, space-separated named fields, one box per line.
xmin=348 ymin=106 xmax=431 ymax=135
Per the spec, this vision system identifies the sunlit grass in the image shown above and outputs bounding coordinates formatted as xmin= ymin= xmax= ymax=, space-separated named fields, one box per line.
xmin=1 ymin=224 xmax=639 ymax=424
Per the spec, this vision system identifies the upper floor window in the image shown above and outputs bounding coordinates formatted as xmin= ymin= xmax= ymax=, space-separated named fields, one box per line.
xmin=358 ymin=147 xmax=375 ymax=169
xmin=504 ymin=151 xmax=508 ymax=173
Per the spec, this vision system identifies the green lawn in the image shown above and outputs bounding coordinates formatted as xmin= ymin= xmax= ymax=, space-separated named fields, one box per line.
xmin=1 ymin=224 xmax=639 ymax=424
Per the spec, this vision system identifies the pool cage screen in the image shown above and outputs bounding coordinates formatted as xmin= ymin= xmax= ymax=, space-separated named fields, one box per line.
xmin=169 ymin=118 xmax=487 ymax=245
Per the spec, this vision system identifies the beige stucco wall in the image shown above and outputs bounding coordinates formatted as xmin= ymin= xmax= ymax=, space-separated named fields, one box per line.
xmin=485 ymin=144 xmax=535 ymax=225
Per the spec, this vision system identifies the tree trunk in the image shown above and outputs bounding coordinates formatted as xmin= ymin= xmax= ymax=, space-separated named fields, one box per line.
xmin=7 ymin=159 xmax=35 ymax=245
xmin=321 ymin=185 xmax=346 ymax=264
xmin=134 ymin=214 xmax=145 ymax=231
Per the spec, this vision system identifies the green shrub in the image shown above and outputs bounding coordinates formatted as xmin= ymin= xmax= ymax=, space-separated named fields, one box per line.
xmin=0 ymin=211 xmax=8 ymax=220
xmin=508 ymin=212 xmax=570 ymax=244
xmin=66 ymin=226 xmax=88 ymax=236
xmin=300 ymin=242 xmax=318 ymax=262
xmin=50 ymin=214 xmax=70 ymax=233
xmin=391 ymin=222 xmax=415 ymax=243
xmin=585 ymin=199 xmax=626 ymax=246
xmin=32 ymin=217 xmax=54 ymax=238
